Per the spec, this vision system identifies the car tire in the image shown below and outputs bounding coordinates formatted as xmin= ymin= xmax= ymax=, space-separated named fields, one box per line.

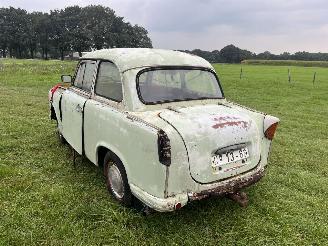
xmin=103 ymin=152 xmax=132 ymax=206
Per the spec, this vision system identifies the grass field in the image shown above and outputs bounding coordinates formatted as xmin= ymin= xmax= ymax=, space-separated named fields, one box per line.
xmin=242 ymin=59 xmax=328 ymax=68
xmin=1 ymin=59 xmax=328 ymax=245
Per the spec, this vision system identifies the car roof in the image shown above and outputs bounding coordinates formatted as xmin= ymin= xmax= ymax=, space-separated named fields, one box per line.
xmin=82 ymin=48 xmax=213 ymax=72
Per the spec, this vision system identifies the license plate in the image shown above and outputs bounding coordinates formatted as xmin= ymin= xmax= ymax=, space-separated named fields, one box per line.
xmin=211 ymin=147 xmax=249 ymax=166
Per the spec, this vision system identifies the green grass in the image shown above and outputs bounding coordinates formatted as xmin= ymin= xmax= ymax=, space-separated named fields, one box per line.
xmin=1 ymin=59 xmax=328 ymax=245
xmin=242 ymin=59 xmax=328 ymax=68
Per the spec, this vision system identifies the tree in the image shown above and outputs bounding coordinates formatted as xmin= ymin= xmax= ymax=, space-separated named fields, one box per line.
xmin=190 ymin=49 xmax=215 ymax=62
xmin=0 ymin=5 xmax=154 ymax=59
xmin=31 ymin=12 xmax=51 ymax=59
xmin=108 ymin=16 xmax=125 ymax=48
xmin=280 ymin=52 xmax=291 ymax=60
xmin=220 ymin=44 xmax=243 ymax=63
xmin=62 ymin=6 xmax=91 ymax=57
xmin=239 ymin=48 xmax=255 ymax=61
xmin=82 ymin=5 xmax=116 ymax=50
xmin=211 ymin=50 xmax=224 ymax=63
xmin=257 ymin=51 xmax=275 ymax=60
xmin=26 ymin=13 xmax=39 ymax=58
xmin=49 ymin=9 xmax=71 ymax=60
xmin=0 ymin=8 xmax=9 ymax=57
xmin=4 ymin=7 xmax=29 ymax=58
xmin=131 ymin=25 xmax=152 ymax=48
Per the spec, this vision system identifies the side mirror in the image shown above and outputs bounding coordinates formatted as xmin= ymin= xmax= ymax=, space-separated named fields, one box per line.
xmin=61 ymin=75 xmax=72 ymax=84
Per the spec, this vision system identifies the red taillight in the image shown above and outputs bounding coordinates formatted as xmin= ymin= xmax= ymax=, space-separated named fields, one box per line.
xmin=264 ymin=122 xmax=278 ymax=140
xmin=49 ymin=83 xmax=61 ymax=101
xmin=175 ymin=203 xmax=182 ymax=210
xmin=157 ymin=130 xmax=171 ymax=166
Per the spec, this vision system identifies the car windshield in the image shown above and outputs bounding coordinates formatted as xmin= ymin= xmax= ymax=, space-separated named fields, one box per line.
xmin=137 ymin=68 xmax=223 ymax=104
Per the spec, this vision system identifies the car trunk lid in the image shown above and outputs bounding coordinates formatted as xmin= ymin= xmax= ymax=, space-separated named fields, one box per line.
xmin=159 ymin=104 xmax=261 ymax=184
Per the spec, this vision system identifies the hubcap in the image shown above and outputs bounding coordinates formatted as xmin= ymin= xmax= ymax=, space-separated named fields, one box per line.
xmin=108 ymin=164 xmax=124 ymax=199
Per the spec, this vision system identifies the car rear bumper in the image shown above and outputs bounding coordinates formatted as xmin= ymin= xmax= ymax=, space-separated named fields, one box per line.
xmin=130 ymin=165 xmax=265 ymax=212
xmin=188 ymin=165 xmax=265 ymax=201
xmin=130 ymin=183 xmax=189 ymax=212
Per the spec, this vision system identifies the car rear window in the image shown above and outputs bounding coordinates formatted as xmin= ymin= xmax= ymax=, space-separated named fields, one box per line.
xmin=137 ymin=67 xmax=223 ymax=104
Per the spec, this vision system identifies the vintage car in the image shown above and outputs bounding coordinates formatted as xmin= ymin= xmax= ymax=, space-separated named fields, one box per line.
xmin=48 ymin=48 xmax=279 ymax=212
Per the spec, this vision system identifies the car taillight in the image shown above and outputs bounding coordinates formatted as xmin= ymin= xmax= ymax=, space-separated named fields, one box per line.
xmin=264 ymin=122 xmax=278 ymax=140
xmin=157 ymin=130 xmax=171 ymax=166
xmin=263 ymin=115 xmax=280 ymax=140
xmin=49 ymin=83 xmax=61 ymax=101
xmin=175 ymin=202 xmax=182 ymax=210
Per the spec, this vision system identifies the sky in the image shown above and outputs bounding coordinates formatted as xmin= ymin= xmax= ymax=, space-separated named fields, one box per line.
xmin=1 ymin=0 xmax=328 ymax=54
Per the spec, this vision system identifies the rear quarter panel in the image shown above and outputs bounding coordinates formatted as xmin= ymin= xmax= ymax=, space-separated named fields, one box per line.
xmin=51 ymin=88 xmax=65 ymax=131
xmin=84 ymin=99 xmax=167 ymax=198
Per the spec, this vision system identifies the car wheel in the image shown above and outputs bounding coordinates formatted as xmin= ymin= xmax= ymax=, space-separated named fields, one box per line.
xmin=104 ymin=152 xmax=132 ymax=206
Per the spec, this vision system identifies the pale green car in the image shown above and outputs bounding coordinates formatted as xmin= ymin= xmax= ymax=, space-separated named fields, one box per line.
xmin=49 ymin=48 xmax=279 ymax=212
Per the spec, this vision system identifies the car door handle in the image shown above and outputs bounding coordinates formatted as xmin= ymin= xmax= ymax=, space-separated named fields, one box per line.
xmin=75 ymin=104 xmax=83 ymax=113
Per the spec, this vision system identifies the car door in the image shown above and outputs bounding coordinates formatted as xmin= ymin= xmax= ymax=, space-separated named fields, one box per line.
xmin=61 ymin=60 xmax=97 ymax=154
xmin=83 ymin=61 xmax=124 ymax=163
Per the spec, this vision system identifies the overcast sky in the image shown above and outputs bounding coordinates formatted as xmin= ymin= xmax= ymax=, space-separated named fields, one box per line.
xmin=1 ymin=0 xmax=328 ymax=54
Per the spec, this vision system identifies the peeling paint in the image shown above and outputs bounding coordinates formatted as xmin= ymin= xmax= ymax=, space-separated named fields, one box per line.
xmin=159 ymin=106 xmax=261 ymax=184
xmin=212 ymin=116 xmax=249 ymax=129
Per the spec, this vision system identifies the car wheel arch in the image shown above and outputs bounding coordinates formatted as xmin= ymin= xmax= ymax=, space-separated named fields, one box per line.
xmin=96 ymin=145 xmax=130 ymax=181
xmin=50 ymin=105 xmax=57 ymax=121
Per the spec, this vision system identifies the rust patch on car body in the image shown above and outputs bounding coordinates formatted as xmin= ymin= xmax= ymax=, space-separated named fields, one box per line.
xmin=212 ymin=116 xmax=249 ymax=129
xmin=188 ymin=167 xmax=264 ymax=201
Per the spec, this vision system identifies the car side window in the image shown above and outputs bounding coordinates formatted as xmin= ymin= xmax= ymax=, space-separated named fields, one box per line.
xmin=74 ymin=62 xmax=86 ymax=88
xmin=74 ymin=61 xmax=96 ymax=92
xmin=95 ymin=62 xmax=123 ymax=102
xmin=82 ymin=61 xmax=96 ymax=91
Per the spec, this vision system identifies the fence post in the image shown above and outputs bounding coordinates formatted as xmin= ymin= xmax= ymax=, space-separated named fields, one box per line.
xmin=313 ymin=72 xmax=316 ymax=85
xmin=240 ymin=67 xmax=243 ymax=79
xmin=288 ymin=68 xmax=291 ymax=83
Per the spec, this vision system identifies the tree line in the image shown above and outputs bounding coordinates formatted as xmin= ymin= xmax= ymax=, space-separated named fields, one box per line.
xmin=181 ymin=45 xmax=328 ymax=63
xmin=0 ymin=6 xmax=152 ymax=60
xmin=1 ymin=6 xmax=327 ymax=63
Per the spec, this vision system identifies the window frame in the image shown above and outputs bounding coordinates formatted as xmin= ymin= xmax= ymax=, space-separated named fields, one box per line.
xmin=73 ymin=61 xmax=86 ymax=89
xmin=136 ymin=66 xmax=225 ymax=105
xmin=94 ymin=60 xmax=124 ymax=103
xmin=81 ymin=60 xmax=97 ymax=92
xmin=72 ymin=59 xmax=97 ymax=94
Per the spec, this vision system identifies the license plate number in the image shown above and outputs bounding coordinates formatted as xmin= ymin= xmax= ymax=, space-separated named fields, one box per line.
xmin=211 ymin=147 xmax=249 ymax=166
